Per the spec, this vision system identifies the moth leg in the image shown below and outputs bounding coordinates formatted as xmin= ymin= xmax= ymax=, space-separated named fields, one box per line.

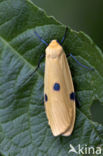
xmin=66 ymin=53 xmax=93 ymax=70
xmin=74 ymin=92 xmax=80 ymax=108
xmin=25 ymin=53 xmax=45 ymax=79
xmin=17 ymin=53 xmax=45 ymax=88
xmin=70 ymin=92 xmax=80 ymax=108
xmin=60 ymin=27 xmax=68 ymax=44
xmin=34 ymin=53 xmax=45 ymax=73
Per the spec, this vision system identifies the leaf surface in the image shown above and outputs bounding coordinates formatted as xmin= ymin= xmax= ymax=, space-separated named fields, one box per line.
xmin=0 ymin=0 xmax=103 ymax=156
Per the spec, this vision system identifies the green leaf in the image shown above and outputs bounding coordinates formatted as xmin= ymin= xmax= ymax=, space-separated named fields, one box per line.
xmin=0 ymin=0 xmax=103 ymax=156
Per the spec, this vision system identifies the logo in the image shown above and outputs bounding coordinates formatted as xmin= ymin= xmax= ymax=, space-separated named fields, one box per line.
xmin=69 ymin=144 xmax=78 ymax=154
xmin=68 ymin=144 xmax=102 ymax=155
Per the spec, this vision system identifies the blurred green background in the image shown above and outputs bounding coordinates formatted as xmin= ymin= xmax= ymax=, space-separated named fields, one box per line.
xmin=33 ymin=0 xmax=103 ymax=123
xmin=34 ymin=0 xmax=103 ymax=51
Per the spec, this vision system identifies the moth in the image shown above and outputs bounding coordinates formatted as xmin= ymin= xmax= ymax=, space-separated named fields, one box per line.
xmin=44 ymin=39 xmax=76 ymax=136
xmin=33 ymin=27 xmax=92 ymax=136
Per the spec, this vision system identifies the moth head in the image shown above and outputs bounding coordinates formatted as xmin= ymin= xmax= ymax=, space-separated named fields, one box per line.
xmin=46 ymin=40 xmax=63 ymax=58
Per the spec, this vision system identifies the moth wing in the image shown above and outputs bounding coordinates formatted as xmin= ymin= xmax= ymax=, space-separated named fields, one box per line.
xmin=44 ymin=47 xmax=75 ymax=136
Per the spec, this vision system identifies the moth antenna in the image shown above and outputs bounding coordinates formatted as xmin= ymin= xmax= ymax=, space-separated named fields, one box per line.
xmin=34 ymin=31 xmax=48 ymax=46
xmin=61 ymin=27 xmax=68 ymax=44
xmin=18 ymin=54 xmax=45 ymax=87
xmin=70 ymin=53 xmax=93 ymax=70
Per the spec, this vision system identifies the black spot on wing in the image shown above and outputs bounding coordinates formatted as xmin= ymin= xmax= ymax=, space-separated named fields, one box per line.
xmin=44 ymin=94 xmax=48 ymax=102
xmin=70 ymin=92 xmax=75 ymax=100
xmin=53 ymin=83 xmax=60 ymax=91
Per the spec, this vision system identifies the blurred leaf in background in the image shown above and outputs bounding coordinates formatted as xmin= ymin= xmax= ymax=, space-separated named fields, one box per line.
xmin=34 ymin=0 xmax=103 ymax=51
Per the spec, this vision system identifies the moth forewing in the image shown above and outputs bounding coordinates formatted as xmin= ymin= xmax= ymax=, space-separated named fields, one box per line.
xmin=44 ymin=40 xmax=76 ymax=136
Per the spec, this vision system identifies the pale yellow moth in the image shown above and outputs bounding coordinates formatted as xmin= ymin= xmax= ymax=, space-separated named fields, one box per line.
xmin=34 ymin=28 xmax=91 ymax=136
xmin=44 ymin=40 xmax=75 ymax=136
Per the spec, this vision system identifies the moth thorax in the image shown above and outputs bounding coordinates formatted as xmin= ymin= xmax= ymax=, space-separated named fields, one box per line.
xmin=46 ymin=40 xmax=63 ymax=58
